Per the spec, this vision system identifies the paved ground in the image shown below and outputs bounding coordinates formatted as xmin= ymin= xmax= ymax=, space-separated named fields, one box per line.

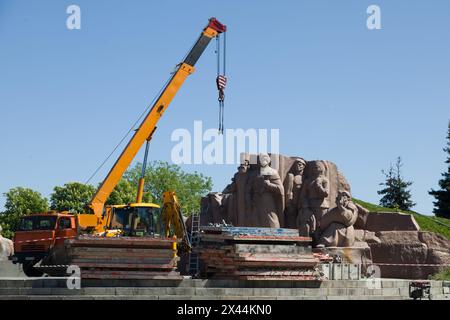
xmin=1 ymin=260 xmax=449 ymax=300
xmin=0 ymin=261 xmax=24 ymax=278
xmin=0 ymin=277 xmax=449 ymax=300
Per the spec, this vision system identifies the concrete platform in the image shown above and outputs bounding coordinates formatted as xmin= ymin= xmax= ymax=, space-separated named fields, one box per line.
xmin=0 ymin=277 xmax=448 ymax=300
xmin=0 ymin=261 xmax=24 ymax=278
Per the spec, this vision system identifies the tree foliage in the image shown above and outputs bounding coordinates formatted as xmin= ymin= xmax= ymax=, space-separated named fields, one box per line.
xmin=0 ymin=187 xmax=49 ymax=238
xmin=50 ymin=182 xmax=95 ymax=213
xmin=429 ymin=121 xmax=450 ymax=218
xmin=105 ymin=178 xmax=148 ymax=205
xmin=378 ymin=157 xmax=415 ymax=211
xmin=0 ymin=161 xmax=212 ymax=239
xmin=123 ymin=161 xmax=213 ymax=215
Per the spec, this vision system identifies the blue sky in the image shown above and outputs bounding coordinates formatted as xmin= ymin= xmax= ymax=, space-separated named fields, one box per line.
xmin=0 ymin=0 xmax=449 ymax=215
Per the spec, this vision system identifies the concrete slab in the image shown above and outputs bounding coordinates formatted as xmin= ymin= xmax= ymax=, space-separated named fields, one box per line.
xmin=195 ymin=288 xmax=227 ymax=296
xmin=0 ymin=261 xmax=25 ymax=278
xmin=347 ymin=288 xmax=366 ymax=296
xmin=219 ymin=295 xmax=250 ymax=300
xmin=381 ymin=288 xmax=401 ymax=296
xmin=328 ymin=288 xmax=347 ymax=296
xmin=0 ymin=277 xmax=449 ymax=300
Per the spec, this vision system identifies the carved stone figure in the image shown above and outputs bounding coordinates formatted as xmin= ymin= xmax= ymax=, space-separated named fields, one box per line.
xmin=316 ymin=191 xmax=358 ymax=247
xmin=201 ymin=192 xmax=227 ymax=224
xmin=251 ymin=153 xmax=285 ymax=228
xmin=223 ymin=161 xmax=249 ymax=226
xmin=0 ymin=225 xmax=14 ymax=261
xmin=197 ymin=153 xmax=450 ymax=280
xmin=298 ymin=161 xmax=330 ymax=238
xmin=244 ymin=162 xmax=261 ymax=227
xmin=204 ymin=156 xmax=353 ymax=233
xmin=283 ymin=158 xmax=306 ymax=228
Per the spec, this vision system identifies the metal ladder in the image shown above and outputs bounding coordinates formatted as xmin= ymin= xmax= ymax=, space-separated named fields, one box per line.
xmin=188 ymin=213 xmax=201 ymax=276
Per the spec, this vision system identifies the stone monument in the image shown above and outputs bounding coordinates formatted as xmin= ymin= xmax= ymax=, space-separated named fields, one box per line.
xmin=205 ymin=154 xmax=357 ymax=237
xmin=316 ymin=191 xmax=358 ymax=247
xmin=199 ymin=153 xmax=450 ymax=279
xmin=284 ymin=158 xmax=306 ymax=228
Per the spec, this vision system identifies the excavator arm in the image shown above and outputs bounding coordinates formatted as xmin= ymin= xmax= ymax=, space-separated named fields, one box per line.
xmin=88 ymin=18 xmax=226 ymax=218
xmin=161 ymin=191 xmax=191 ymax=253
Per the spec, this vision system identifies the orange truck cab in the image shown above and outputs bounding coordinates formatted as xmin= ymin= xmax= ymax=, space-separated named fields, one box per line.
xmin=12 ymin=212 xmax=78 ymax=276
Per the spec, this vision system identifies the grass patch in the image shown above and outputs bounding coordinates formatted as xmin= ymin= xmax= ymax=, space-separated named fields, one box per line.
xmin=353 ymin=198 xmax=450 ymax=239
xmin=431 ymin=268 xmax=450 ymax=281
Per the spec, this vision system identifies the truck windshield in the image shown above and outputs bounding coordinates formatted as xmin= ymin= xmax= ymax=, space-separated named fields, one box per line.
xmin=18 ymin=216 xmax=57 ymax=231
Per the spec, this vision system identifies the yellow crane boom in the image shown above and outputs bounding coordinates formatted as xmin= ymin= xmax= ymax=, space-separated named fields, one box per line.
xmin=87 ymin=18 xmax=227 ymax=218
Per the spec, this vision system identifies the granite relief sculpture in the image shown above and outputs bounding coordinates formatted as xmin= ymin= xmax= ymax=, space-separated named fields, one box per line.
xmin=223 ymin=161 xmax=249 ymax=226
xmin=316 ymin=191 xmax=358 ymax=247
xmin=283 ymin=158 xmax=306 ymax=228
xmin=298 ymin=161 xmax=330 ymax=238
xmin=199 ymin=153 xmax=450 ymax=280
xmin=205 ymin=154 xmax=350 ymax=239
xmin=252 ymin=153 xmax=284 ymax=228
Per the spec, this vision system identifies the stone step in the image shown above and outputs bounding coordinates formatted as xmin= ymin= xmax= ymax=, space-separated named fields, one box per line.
xmin=1 ymin=278 xmax=448 ymax=300
xmin=0 ymin=286 xmax=413 ymax=297
xmin=1 ymin=278 xmax=445 ymax=288
xmin=0 ymin=294 xmax=412 ymax=300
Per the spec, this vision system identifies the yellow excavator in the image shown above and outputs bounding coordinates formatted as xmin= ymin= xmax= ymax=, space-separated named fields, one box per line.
xmin=12 ymin=17 xmax=227 ymax=276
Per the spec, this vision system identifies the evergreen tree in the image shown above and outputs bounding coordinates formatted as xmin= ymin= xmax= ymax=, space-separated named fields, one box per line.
xmin=429 ymin=122 xmax=450 ymax=218
xmin=378 ymin=157 xmax=415 ymax=211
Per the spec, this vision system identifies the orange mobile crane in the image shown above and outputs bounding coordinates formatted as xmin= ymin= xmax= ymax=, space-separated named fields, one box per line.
xmin=12 ymin=18 xmax=227 ymax=277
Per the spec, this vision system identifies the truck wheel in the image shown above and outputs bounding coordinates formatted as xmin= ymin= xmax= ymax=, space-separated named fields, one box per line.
xmin=22 ymin=262 xmax=44 ymax=277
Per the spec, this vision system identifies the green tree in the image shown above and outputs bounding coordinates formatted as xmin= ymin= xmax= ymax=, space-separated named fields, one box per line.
xmin=105 ymin=179 xmax=146 ymax=205
xmin=0 ymin=187 xmax=49 ymax=238
xmin=123 ymin=161 xmax=212 ymax=215
xmin=378 ymin=157 xmax=415 ymax=211
xmin=429 ymin=121 xmax=450 ymax=218
xmin=50 ymin=182 xmax=95 ymax=213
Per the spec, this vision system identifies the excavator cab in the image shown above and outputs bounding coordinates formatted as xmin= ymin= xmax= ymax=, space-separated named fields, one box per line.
xmin=108 ymin=203 xmax=162 ymax=237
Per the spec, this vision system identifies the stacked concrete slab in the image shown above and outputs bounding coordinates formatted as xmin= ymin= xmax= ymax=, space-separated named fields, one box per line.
xmin=67 ymin=236 xmax=181 ymax=280
xmin=196 ymin=226 xmax=326 ymax=280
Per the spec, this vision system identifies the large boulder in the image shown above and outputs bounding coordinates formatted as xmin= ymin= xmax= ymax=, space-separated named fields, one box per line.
xmin=369 ymin=231 xmax=450 ymax=279
xmin=364 ymin=212 xmax=420 ymax=232
xmin=419 ymin=232 xmax=450 ymax=266
xmin=354 ymin=229 xmax=381 ymax=244
xmin=370 ymin=231 xmax=428 ymax=265
xmin=419 ymin=231 xmax=450 ymax=250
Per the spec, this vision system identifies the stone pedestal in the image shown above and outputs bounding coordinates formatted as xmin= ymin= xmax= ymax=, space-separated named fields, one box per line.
xmin=313 ymin=244 xmax=373 ymax=265
xmin=313 ymin=244 xmax=373 ymax=279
